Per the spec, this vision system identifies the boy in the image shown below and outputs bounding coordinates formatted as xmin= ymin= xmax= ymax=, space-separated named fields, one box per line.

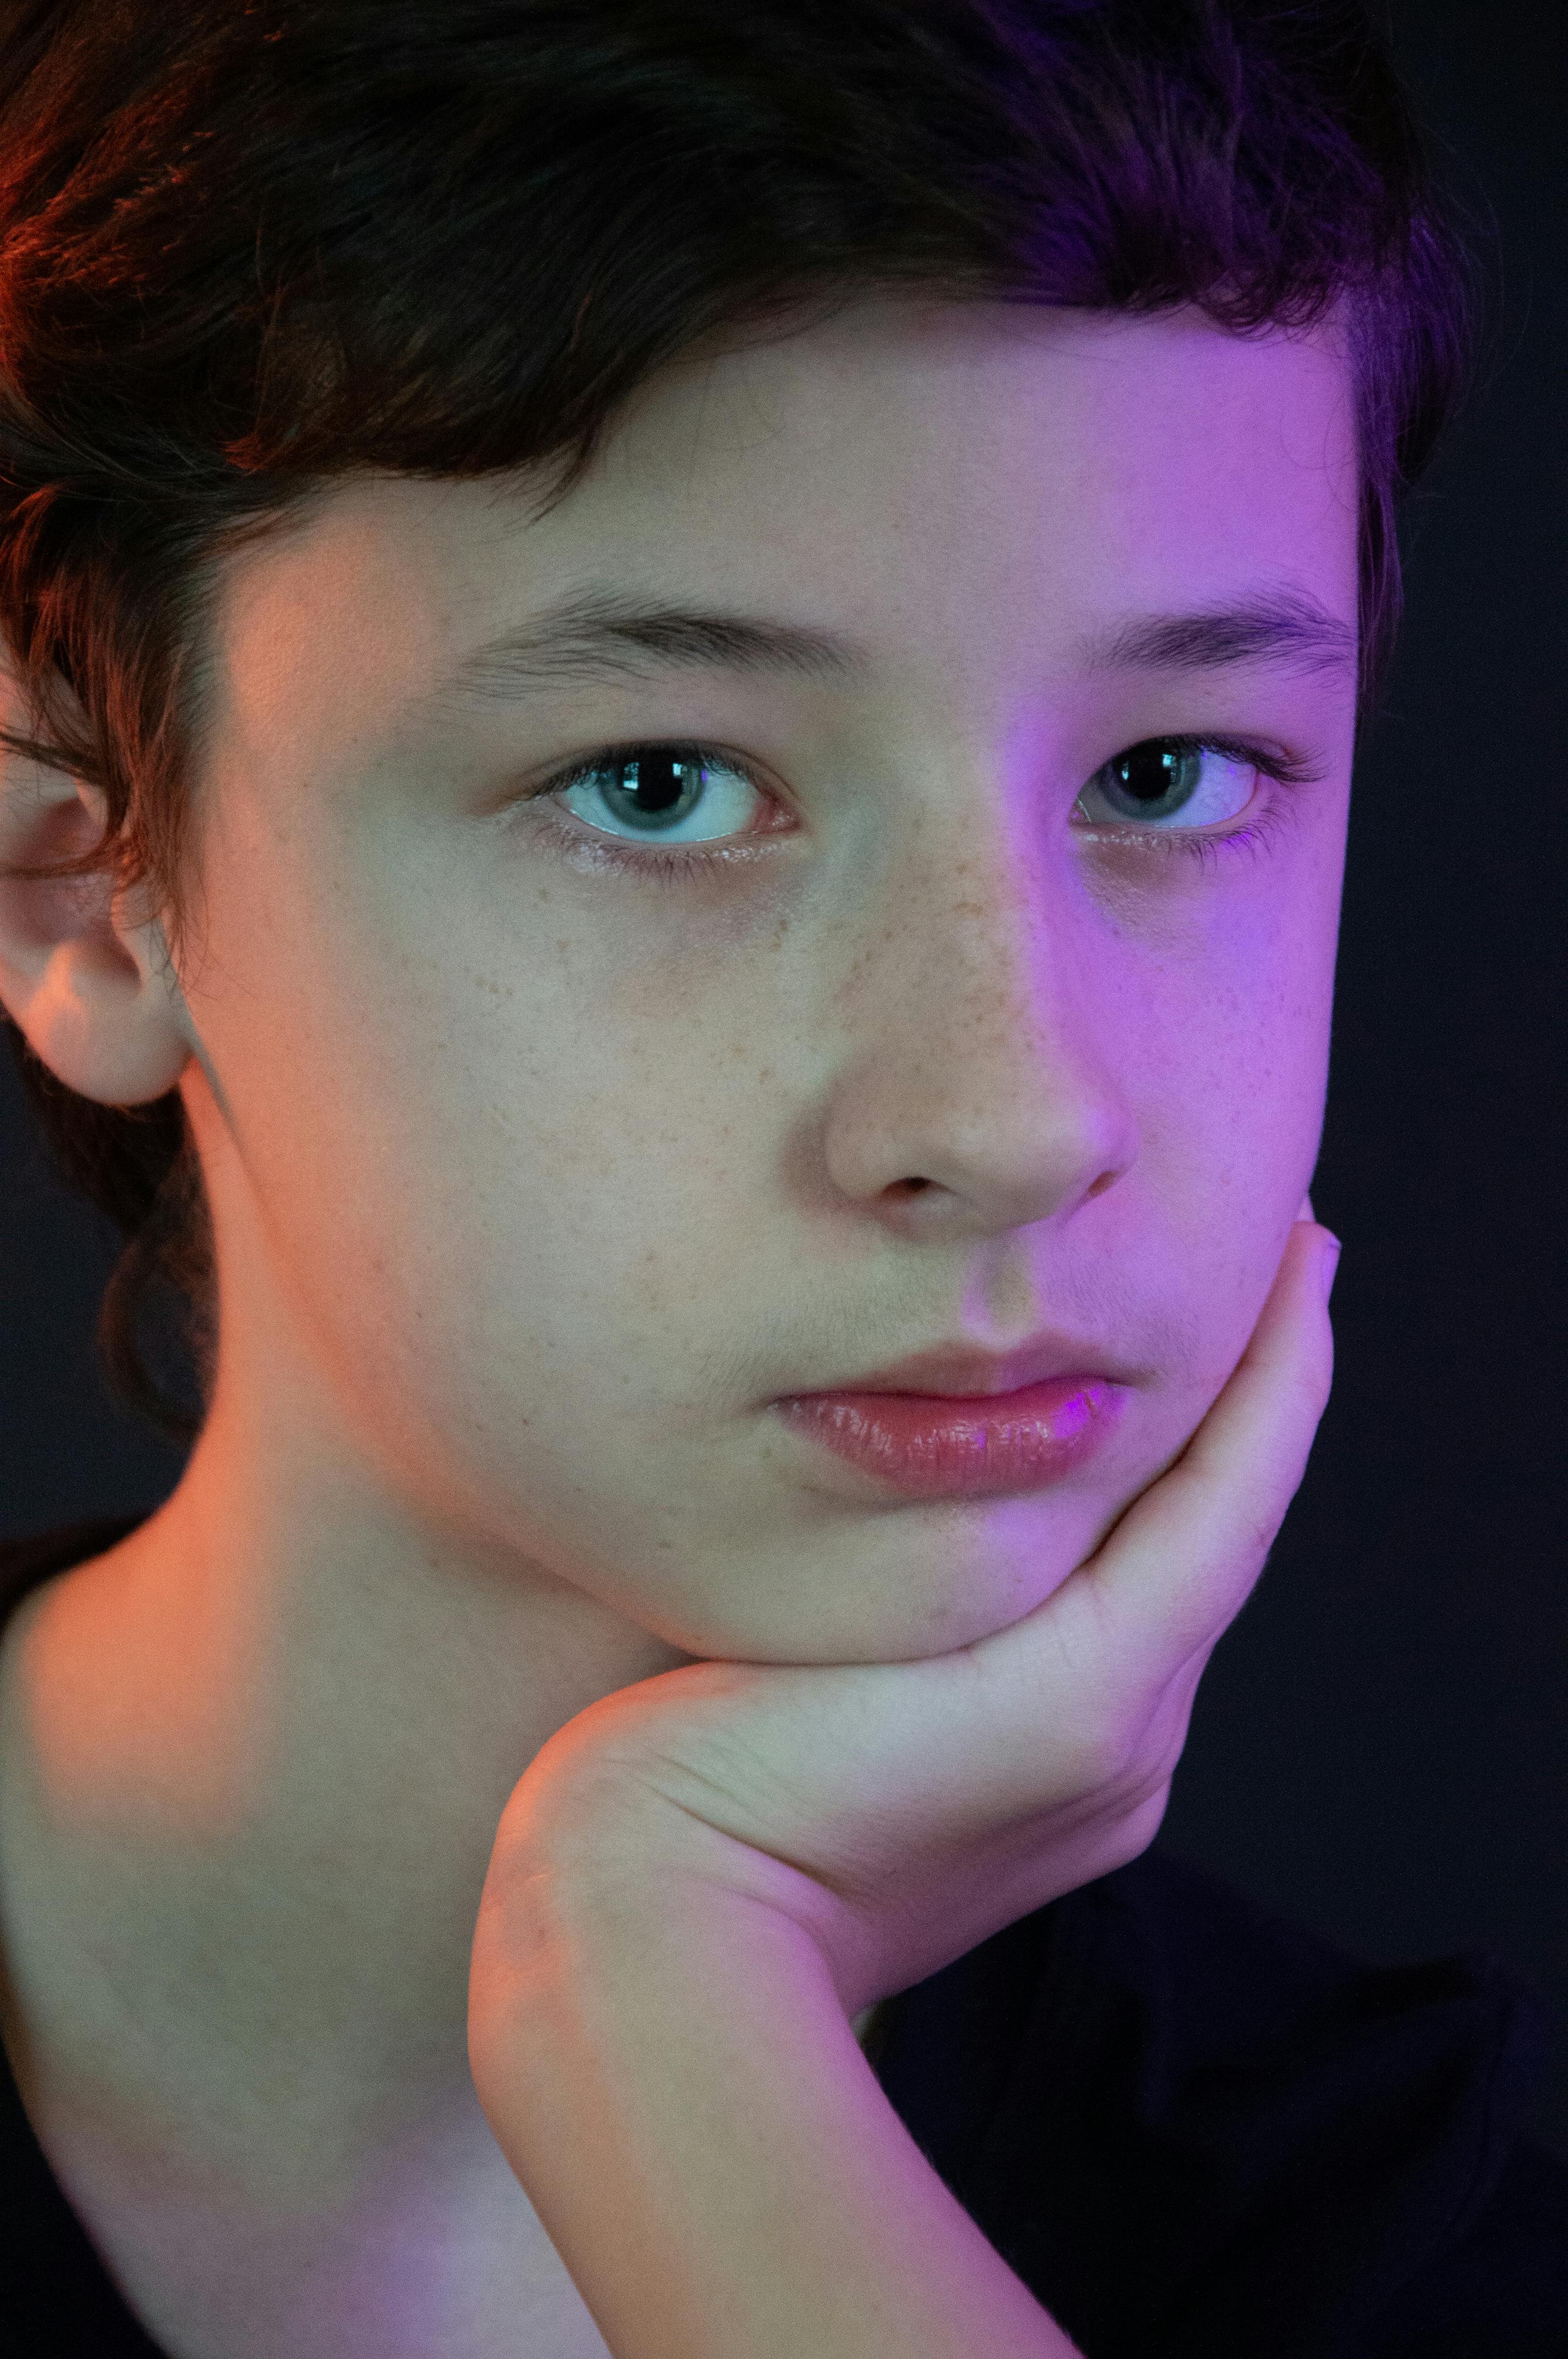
xmin=0 ymin=3 xmax=1562 ymax=2353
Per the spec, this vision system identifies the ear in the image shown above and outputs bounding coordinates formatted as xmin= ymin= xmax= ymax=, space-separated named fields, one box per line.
xmin=0 ymin=656 xmax=194 ymax=1106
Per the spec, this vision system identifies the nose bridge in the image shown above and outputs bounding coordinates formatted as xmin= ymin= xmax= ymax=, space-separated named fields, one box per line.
xmin=869 ymin=786 xmax=1088 ymax=1064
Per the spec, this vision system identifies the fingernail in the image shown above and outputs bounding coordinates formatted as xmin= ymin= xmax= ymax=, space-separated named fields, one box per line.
xmin=1320 ymin=1234 xmax=1342 ymax=1303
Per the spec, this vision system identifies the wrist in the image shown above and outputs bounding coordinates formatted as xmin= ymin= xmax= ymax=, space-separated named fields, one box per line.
xmin=469 ymin=1789 xmax=1081 ymax=2359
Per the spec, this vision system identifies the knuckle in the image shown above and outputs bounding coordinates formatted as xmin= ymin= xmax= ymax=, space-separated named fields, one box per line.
xmin=1061 ymin=1694 xmax=1140 ymax=1794
xmin=1106 ymin=1784 xmax=1173 ymax=1868
xmin=1062 ymin=1681 xmax=1169 ymax=1800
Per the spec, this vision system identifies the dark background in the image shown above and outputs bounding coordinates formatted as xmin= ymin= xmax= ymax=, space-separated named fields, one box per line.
xmin=3 ymin=1 xmax=1565 ymax=2149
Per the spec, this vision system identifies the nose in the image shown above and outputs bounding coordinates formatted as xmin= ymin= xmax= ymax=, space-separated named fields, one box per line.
xmin=817 ymin=814 xmax=1140 ymax=1241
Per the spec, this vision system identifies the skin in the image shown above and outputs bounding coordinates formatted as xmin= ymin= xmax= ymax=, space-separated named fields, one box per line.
xmin=0 ymin=294 xmax=1357 ymax=2354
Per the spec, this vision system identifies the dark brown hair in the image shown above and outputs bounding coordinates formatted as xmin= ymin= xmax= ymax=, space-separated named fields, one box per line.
xmin=0 ymin=0 xmax=1475 ymax=1444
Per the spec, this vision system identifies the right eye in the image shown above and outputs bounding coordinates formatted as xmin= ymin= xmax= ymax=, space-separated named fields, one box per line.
xmin=547 ymin=744 xmax=766 ymax=848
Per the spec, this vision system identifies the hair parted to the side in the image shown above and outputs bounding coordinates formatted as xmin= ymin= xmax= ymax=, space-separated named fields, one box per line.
xmin=0 ymin=0 xmax=1476 ymax=1447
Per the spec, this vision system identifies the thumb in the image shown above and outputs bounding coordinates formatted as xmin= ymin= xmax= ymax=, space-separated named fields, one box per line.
xmin=1075 ymin=1215 xmax=1339 ymax=1686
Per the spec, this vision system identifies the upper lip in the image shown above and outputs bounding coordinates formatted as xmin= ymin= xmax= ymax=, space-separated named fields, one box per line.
xmin=793 ymin=1335 xmax=1130 ymax=1399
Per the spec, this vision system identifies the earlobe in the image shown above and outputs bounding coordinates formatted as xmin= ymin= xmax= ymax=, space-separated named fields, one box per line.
xmin=0 ymin=766 xmax=193 ymax=1108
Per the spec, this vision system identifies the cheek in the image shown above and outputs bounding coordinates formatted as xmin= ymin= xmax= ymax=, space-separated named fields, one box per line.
xmin=200 ymin=789 xmax=755 ymax=1407
xmin=1117 ymin=874 xmax=1335 ymax=1153
xmin=1106 ymin=863 xmax=1338 ymax=1364
xmin=254 ymin=931 xmax=751 ymax=1471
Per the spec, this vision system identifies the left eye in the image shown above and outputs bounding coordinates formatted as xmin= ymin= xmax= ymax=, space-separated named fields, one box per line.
xmin=1076 ymin=740 xmax=1259 ymax=828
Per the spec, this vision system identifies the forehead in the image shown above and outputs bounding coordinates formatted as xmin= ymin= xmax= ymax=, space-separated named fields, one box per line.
xmin=217 ymin=298 xmax=1360 ymax=731
xmin=580 ymin=296 xmax=1359 ymax=597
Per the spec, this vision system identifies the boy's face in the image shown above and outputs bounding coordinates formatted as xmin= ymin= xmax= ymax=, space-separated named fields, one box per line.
xmin=176 ymin=297 xmax=1357 ymax=1660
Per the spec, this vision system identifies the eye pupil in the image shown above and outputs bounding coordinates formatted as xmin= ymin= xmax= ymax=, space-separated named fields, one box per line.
xmin=1113 ymin=742 xmax=1194 ymax=805
xmin=607 ymin=750 xmax=705 ymax=829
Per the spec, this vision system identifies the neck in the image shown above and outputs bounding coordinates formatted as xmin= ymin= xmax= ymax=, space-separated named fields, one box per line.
xmin=0 ymin=1370 xmax=692 ymax=2191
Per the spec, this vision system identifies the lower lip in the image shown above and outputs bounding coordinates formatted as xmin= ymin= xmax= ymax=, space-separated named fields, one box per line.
xmin=770 ymin=1376 xmax=1124 ymax=1500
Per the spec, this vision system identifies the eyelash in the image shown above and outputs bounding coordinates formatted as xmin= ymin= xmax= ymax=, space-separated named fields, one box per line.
xmin=521 ymin=732 xmax=1324 ymax=884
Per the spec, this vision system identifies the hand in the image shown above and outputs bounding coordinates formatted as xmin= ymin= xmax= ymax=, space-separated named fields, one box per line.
xmin=477 ymin=1207 xmax=1338 ymax=2023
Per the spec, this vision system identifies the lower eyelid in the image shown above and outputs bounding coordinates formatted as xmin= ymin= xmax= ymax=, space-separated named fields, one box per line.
xmin=1096 ymin=789 xmax=1299 ymax=869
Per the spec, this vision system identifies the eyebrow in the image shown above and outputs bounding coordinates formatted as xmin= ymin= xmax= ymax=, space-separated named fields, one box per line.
xmin=415 ymin=588 xmax=863 ymax=714
xmin=1082 ymin=590 xmax=1358 ymax=677
xmin=411 ymin=582 xmax=1357 ymax=715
